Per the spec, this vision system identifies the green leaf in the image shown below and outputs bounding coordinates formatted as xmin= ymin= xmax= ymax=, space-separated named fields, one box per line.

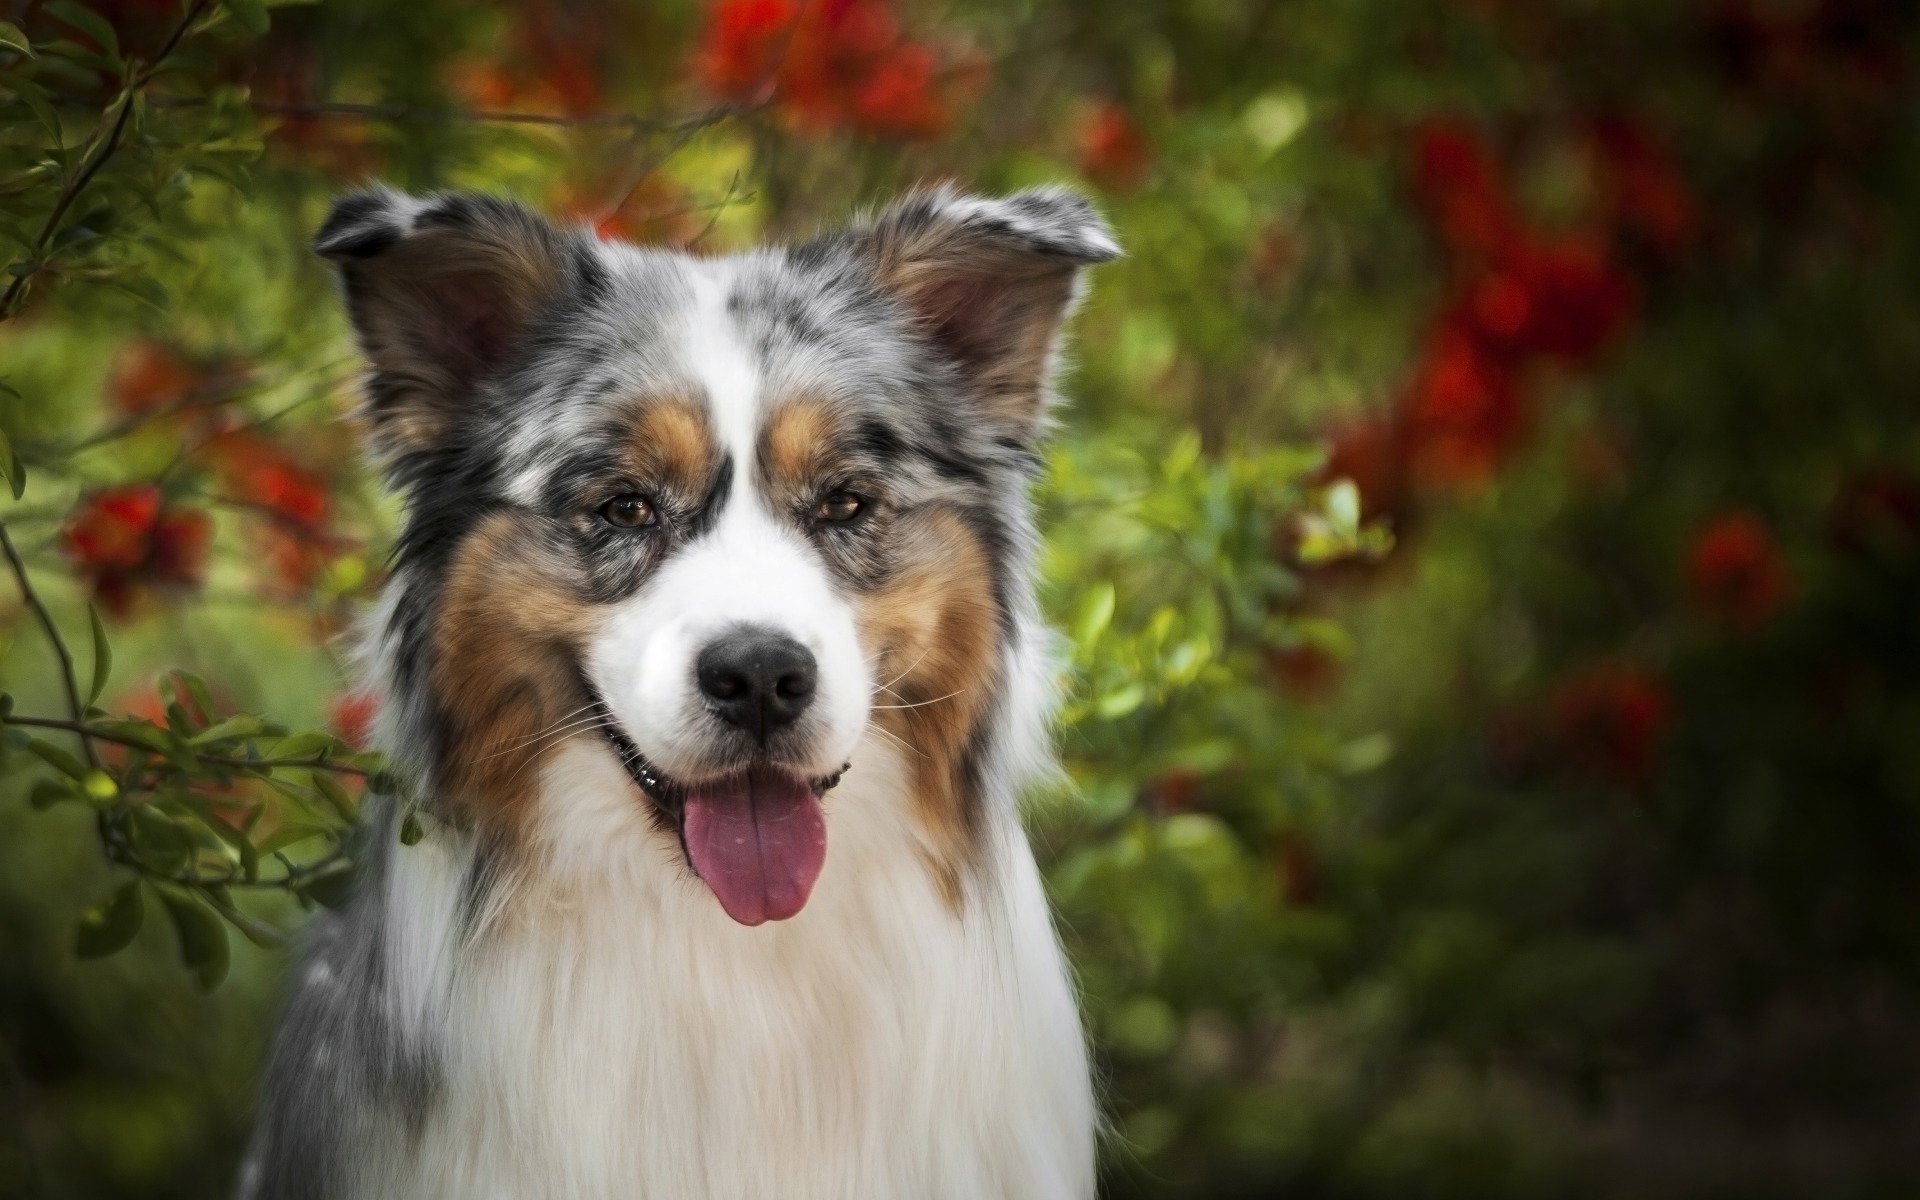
xmin=204 ymin=811 xmax=259 ymax=883
xmin=26 ymin=737 xmax=87 ymax=780
xmin=29 ymin=777 xmax=76 ymax=810
xmin=225 ymin=0 xmax=271 ymax=36
xmin=0 ymin=21 xmax=35 ymax=58
xmin=86 ymin=605 xmax=110 ymax=705
xmin=399 ymin=808 xmax=424 ymax=846
xmin=253 ymin=818 xmax=333 ymax=856
xmin=312 ymin=770 xmax=356 ymax=822
xmin=0 ymin=425 xmax=23 ymax=500
xmin=267 ymin=730 xmax=333 ymax=761
xmin=1074 ymin=582 xmax=1117 ymax=651
xmin=210 ymin=897 xmax=283 ymax=950
xmin=294 ymin=858 xmax=356 ymax=910
xmin=156 ymin=885 xmax=229 ymax=991
xmin=189 ymin=714 xmax=265 ymax=746
xmin=44 ymin=3 xmax=119 ymax=64
xmin=82 ymin=769 xmax=117 ymax=804
xmin=98 ymin=271 xmax=169 ymax=312
xmin=128 ymin=804 xmax=192 ymax=875
xmin=3 ymin=77 xmax=63 ymax=142
xmin=75 ymin=881 xmax=143 ymax=958
xmin=171 ymin=671 xmax=216 ymax=725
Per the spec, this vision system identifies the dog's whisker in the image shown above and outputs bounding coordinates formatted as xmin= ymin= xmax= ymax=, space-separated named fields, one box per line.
xmin=869 ymin=690 xmax=964 ymax=711
xmin=872 ymin=644 xmax=934 ymax=696
xmin=472 ymin=707 xmax=607 ymax=762
xmin=865 ymin=721 xmax=927 ymax=760
xmin=499 ymin=719 xmax=616 ymax=790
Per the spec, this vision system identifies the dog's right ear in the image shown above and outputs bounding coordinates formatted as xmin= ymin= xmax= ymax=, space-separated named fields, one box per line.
xmin=315 ymin=188 xmax=589 ymax=458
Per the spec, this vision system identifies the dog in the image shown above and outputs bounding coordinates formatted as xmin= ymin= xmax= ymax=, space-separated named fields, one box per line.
xmin=237 ymin=184 xmax=1120 ymax=1199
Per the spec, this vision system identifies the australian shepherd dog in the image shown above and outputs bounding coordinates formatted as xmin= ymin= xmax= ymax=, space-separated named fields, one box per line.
xmin=238 ymin=184 xmax=1119 ymax=1199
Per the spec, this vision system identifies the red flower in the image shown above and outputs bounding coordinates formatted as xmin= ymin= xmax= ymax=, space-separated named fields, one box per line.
xmin=1402 ymin=320 xmax=1527 ymax=488
xmin=1268 ymin=644 xmax=1343 ymax=700
xmin=62 ymin=486 xmax=211 ymax=616
xmin=1323 ymin=415 xmax=1411 ymax=525
xmin=1688 ymin=510 xmax=1792 ymax=629
xmin=514 ymin=5 xmax=603 ymax=117
xmin=329 ymin=692 xmax=379 ymax=750
xmin=1553 ymin=663 xmax=1672 ymax=786
xmin=696 ymin=0 xmax=953 ymax=140
xmin=201 ymin=430 xmax=338 ymax=595
xmin=1148 ymin=770 xmax=1201 ymax=813
xmin=1412 ymin=119 xmax=1519 ymax=260
xmin=1274 ymin=833 xmax=1319 ymax=905
xmin=1828 ymin=469 xmax=1920 ymax=560
xmin=850 ymin=43 xmax=946 ymax=140
xmin=109 ymin=341 xmax=201 ymax=417
xmin=1591 ymin=117 xmax=1698 ymax=255
xmin=1079 ymin=102 xmax=1151 ymax=192
xmin=1463 ymin=239 xmax=1635 ymax=363
xmin=1517 ymin=237 xmax=1636 ymax=363
xmin=699 ymin=0 xmax=798 ymax=101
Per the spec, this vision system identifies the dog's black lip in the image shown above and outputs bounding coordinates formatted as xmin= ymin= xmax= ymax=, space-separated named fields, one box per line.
xmin=585 ymin=696 xmax=848 ymax=826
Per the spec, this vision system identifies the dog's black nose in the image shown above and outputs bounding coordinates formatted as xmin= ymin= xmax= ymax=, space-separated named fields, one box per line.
xmin=696 ymin=630 xmax=817 ymax=742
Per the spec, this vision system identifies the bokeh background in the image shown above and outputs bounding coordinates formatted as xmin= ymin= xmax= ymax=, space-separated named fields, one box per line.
xmin=0 ymin=0 xmax=1916 ymax=1196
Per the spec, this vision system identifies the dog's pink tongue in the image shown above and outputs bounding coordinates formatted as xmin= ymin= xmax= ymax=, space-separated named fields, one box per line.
xmin=681 ymin=767 xmax=827 ymax=926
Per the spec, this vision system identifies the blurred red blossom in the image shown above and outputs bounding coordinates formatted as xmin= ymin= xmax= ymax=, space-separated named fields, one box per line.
xmin=109 ymin=341 xmax=201 ymax=417
xmin=1591 ymin=117 xmax=1698 ymax=254
xmin=1827 ymin=469 xmax=1920 ymax=561
xmin=698 ymin=0 xmax=953 ymax=140
xmin=513 ymin=5 xmax=603 ymax=117
xmin=202 ymin=430 xmax=339 ymax=595
xmin=1080 ymin=102 xmax=1152 ymax=192
xmin=1413 ymin=120 xmax=1518 ymax=261
xmin=1689 ymin=511 xmax=1792 ymax=629
xmin=1323 ymin=415 xmax=1412 ymax=526
xmin=1383 ymin=117 xmax=1643 ymax=499
xmin=1483 ymin=238 xmax=1636 ymax=363
xmin=62 ymin=486 xmax=211 ymax=616
xmin=1403 ymin=320 xmax=1527 ymax=489
xmin=1274 ymin=833 xmax=1320 ymax=905
xmin=329 ymin=692 xmax=379 ymax=750
xmin=1268 ymin=643 xmax=1344 ymax=700
xmin=1553 ymin=663 xmax=1672 ymax=786
xmin=1148 ymin=770 xmax=1202 ymax=814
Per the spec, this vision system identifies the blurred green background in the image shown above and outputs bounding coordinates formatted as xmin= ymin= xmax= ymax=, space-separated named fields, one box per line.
xmin=0 ymin=0 xmax=1916 ymax=1196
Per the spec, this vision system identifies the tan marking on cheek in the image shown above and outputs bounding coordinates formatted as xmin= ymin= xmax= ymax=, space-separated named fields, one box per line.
xmin=759 ymin=399 xmax=838 ymax=497
xmin=854 ymin=509 xmax=1002 ymax=908
xmin=432 ymin=512 xmax=599 ymax=838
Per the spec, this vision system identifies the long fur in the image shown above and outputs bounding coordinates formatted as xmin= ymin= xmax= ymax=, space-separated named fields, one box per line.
xmin=239 ymin=186 xmax=1119 ymax=1200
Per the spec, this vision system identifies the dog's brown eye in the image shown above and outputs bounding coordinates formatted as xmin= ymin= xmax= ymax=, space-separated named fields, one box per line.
xmin=816 ymin=491 xmax=865 ymax=523
xmin=600 ymin=494 xmax=657 ymax=529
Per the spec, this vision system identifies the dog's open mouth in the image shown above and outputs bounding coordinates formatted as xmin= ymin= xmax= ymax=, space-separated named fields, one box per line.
xmin=592 ymin=700 xmax=845 ymax=926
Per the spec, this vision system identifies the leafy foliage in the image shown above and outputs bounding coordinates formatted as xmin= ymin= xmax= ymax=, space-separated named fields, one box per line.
xmin=0 ymin=0 xmax=1914 ymax=1197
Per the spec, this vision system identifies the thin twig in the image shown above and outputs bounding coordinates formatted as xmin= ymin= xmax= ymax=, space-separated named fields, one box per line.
xmin=1 ymin=713 xmax=370 ymax=777
xmin=0 ymin=0 xmax=216 ymax=320
xmin=0 ymin=524 xmax=96 ymax=767
xmin=241 ymin=97 xmax=730 ymax=131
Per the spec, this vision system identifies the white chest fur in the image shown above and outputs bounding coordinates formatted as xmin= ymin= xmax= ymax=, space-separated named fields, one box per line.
xmin=362 ymin=738 xmax=1094 ymax=1200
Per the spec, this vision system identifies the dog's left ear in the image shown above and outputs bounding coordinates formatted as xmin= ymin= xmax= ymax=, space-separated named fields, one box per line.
xmin=852 ymin=185 xmax=1120 ymax=430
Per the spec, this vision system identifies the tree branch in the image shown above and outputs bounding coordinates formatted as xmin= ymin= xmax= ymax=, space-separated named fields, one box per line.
xmin=1 ymin=713 xmax=370 ymax=777
xmin=0 ymin=0 xmax=217 ymax=320
xmin=0 ymin=524 xmax=95 ymax=767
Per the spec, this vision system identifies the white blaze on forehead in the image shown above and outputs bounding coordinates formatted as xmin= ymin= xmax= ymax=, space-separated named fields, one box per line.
xmin=682 ymin=260 xmax=760 ymax=481
xmin=584 ymin=255 xmax=872 ymax=784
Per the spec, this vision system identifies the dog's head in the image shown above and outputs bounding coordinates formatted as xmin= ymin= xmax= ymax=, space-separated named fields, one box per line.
xmin=321 ymin=186 xmax=1117 ymax=924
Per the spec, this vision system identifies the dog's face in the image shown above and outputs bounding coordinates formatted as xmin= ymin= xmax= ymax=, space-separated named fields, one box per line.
xmin=320 ymin=187 xmax=1116 ymax=924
